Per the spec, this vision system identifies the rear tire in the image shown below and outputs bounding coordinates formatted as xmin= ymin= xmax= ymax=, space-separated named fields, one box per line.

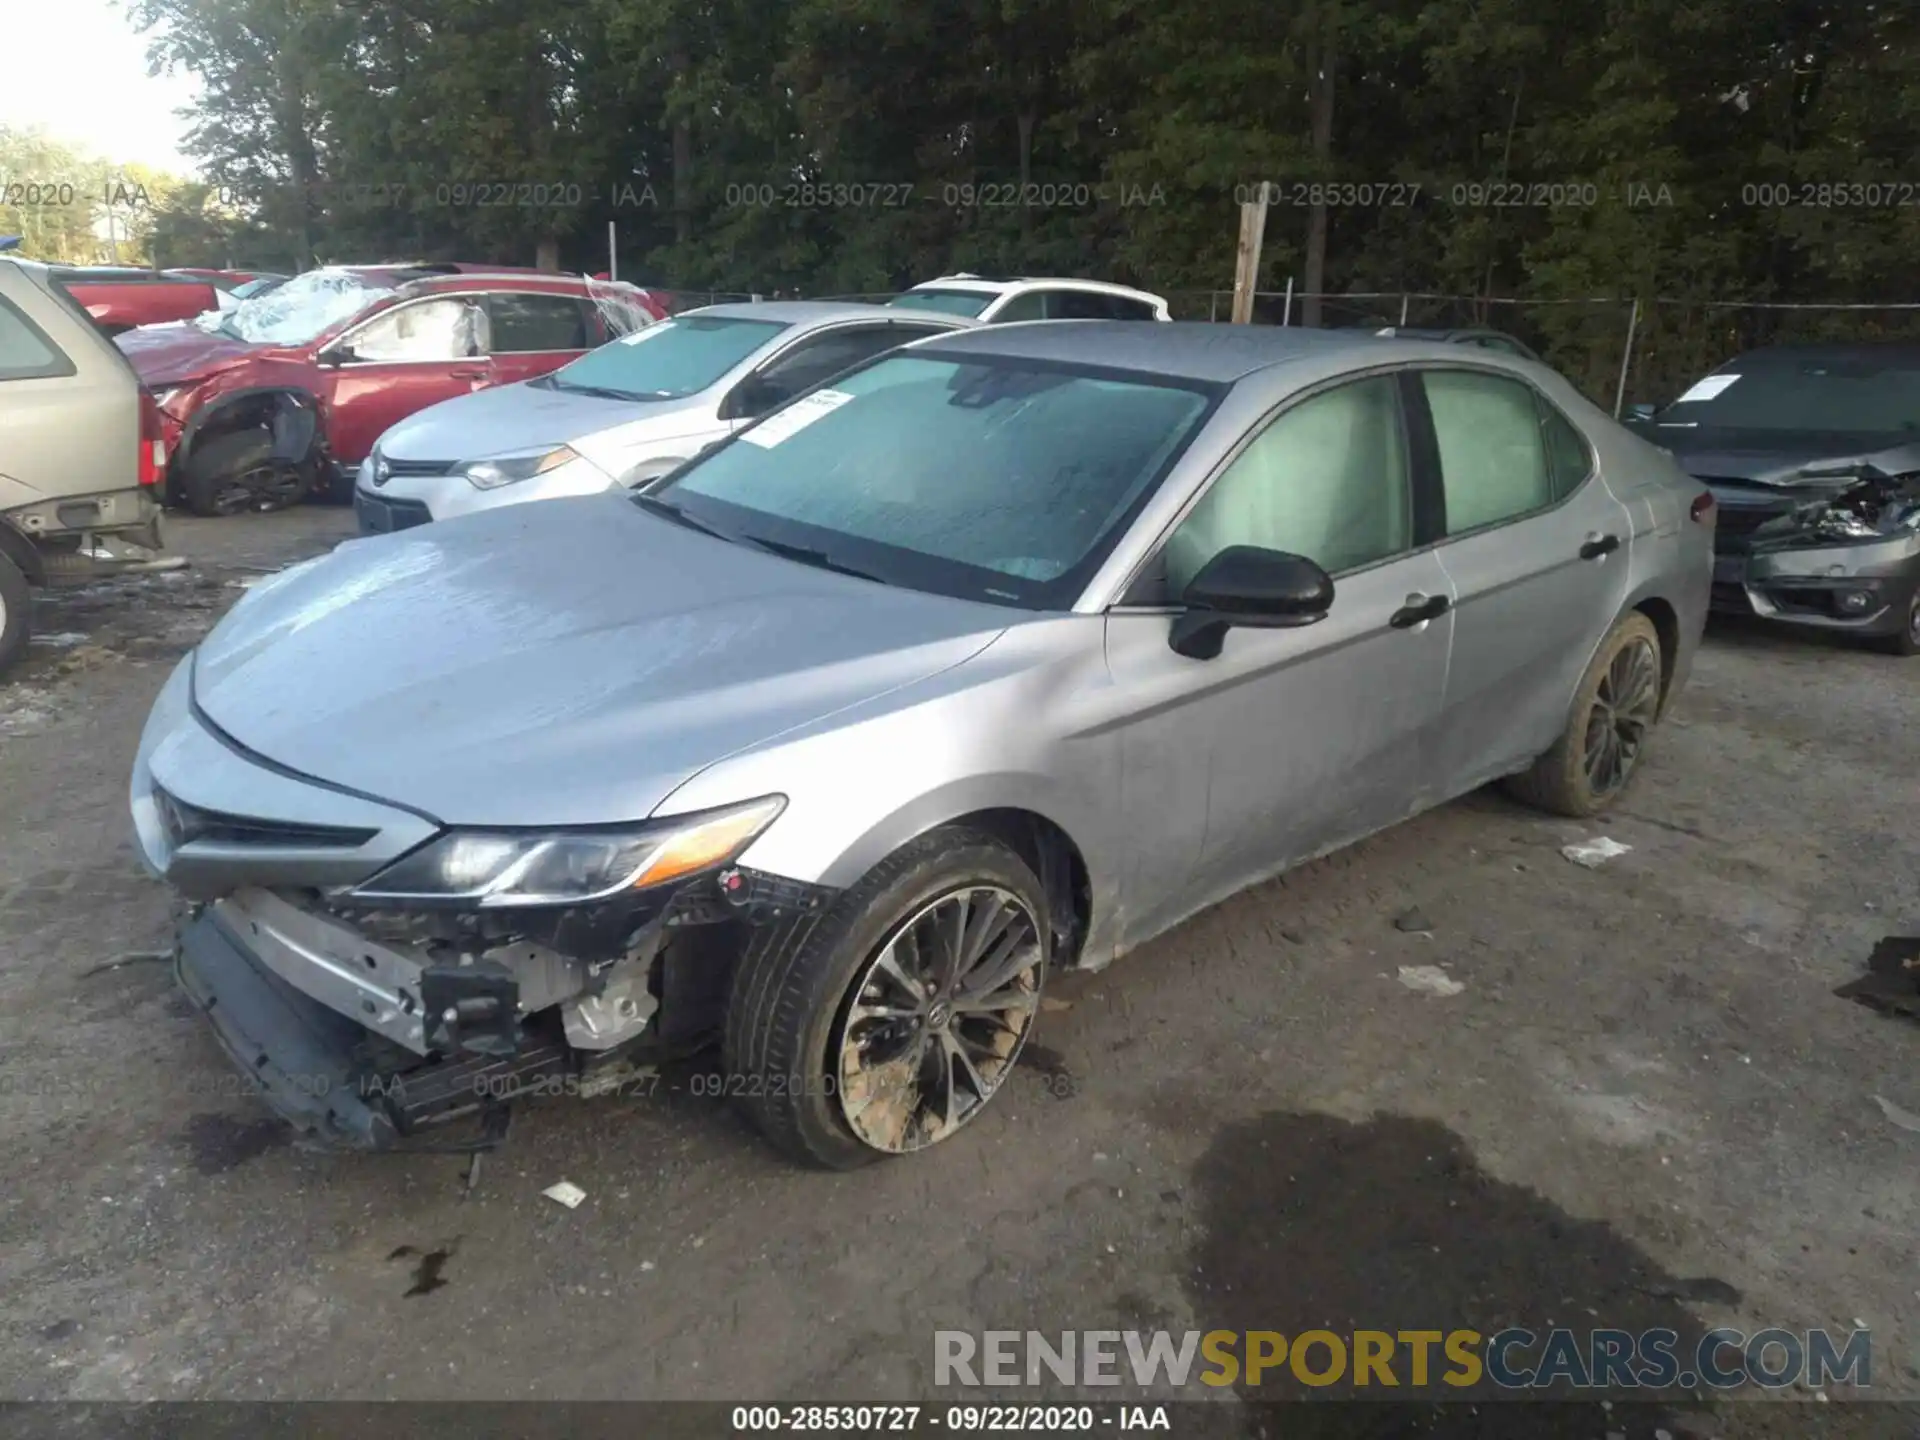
xmin=1505 ymin=612 xmax=1663 ymax=817
xmin=0 ymin=554 xmax=29 ymax=678
xmin=181 ymin=431 xmax=311 ymax=517
xmin=723 ymin=827 xmax=1050 ymax=1170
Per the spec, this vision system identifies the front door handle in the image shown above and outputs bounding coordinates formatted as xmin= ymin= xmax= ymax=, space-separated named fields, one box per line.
xmin=1389 ymin=593 xmax=1450 ymax=629
xmin=1579 ymin=533 xmax=1622 ymax=560
xmin=450 ymin=367 xmax=489 ymax=381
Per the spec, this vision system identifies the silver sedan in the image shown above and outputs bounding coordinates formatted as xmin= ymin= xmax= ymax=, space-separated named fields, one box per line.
xmin=353 ymin=301 xmax=975 ymax=532
xmin=133 ymin=322 xmax=1712 ymax=1168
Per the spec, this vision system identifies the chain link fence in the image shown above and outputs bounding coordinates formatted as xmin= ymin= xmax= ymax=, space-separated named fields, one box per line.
xmin=642 ymin=280 xmax=1920 ymax=416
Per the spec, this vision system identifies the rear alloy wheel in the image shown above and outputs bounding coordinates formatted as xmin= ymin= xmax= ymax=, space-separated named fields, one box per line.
xmin=0 ymin=553 xmax=30 ymax=678
xmin=1506 ymin=612 xmax=1663 ymax=817
xmin=723 ymin=828 xmax=1049 ymax=1169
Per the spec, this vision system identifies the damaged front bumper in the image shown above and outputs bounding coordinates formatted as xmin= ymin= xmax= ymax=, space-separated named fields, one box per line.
xmin=134 ymin=657 xmax=836 ymax=1150
xmin=1739 ymin=533 xmax=1920 ymax=636
xmin=1709 ymin=469 xmax=1920 ymax=636
xmin=169 ymin=873 xmax=832 ymax=1151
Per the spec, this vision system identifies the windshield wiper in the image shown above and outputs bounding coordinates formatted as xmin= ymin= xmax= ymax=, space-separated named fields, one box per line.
xmin=736 ymin=533 xmax=887 ymax=584
xmin=549 ymin=378 xmax=663 ymax=401
xmin=630 ymin=491 xmax=734 ymax=540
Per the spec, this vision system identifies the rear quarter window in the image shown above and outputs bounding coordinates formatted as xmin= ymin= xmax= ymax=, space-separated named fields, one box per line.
xmin=0 ymin=292 xmax=77 ymax=381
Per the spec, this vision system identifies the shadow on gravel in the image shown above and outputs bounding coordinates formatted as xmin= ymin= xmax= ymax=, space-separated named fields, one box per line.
xmin=1187 ymin=1111 xmax=1723 ymax=1437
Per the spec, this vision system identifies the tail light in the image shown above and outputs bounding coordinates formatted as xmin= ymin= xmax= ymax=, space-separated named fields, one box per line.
xmin=1689 ymin=490 xmax=1716 ymax=527
xmin=137 ymin=390 xmax=167 ymax=486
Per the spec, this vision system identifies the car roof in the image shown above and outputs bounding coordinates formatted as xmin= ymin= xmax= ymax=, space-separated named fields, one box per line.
xmin=909 ymin=320 xmax=1387 ymax=382
xmin=686 ymin=299 xmax=976 ymax=326
xmin=1721 ymin=341 xmax=1920 ymax=366
xmin=907 ymin=275 xmax=1165 ymax=301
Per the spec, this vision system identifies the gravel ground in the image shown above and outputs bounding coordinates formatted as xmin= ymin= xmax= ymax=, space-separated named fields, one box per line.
xmin=0 ymin=508 xmax=1913 ymax=1437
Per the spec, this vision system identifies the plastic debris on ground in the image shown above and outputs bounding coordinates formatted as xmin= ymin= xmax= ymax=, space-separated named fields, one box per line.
xmin=541 ymin=1180 xmax=587 ymax=1209
xmin=1561 ymin=837 xmax=1632 ymax=868
xmin=1397 ymin=965 xmax=1465 ymax=998
xmin=1872 ymin=1096 xmax=1920 ymax=1134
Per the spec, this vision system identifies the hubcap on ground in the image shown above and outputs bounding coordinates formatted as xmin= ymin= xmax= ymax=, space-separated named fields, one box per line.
xmin=833 ymin=884 xmax=1044 ymax=1153
xmin=1583 ymin=636 xmax=1659 ymax=798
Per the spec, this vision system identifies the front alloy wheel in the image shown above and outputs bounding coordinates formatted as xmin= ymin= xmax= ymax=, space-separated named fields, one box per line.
xmin=723 ymin=828 xmax=1051 ymax=1169
xmin=833 ymin=885 xmax=1043 ymax=1153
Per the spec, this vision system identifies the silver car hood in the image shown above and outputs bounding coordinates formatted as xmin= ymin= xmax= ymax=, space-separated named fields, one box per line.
xmin=376 ymin=379 xmax=703 ymax=465
xmin=191 ymin=494 xmax=1010 ymax=827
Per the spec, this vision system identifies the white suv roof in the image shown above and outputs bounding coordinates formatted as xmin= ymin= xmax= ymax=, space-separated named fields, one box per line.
xmin=891 ymin=275 xmax=1171 ymax=322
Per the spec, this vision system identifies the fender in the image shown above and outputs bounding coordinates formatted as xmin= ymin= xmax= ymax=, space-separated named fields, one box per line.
xmin=0 ymin=519 xmax=46 ymax=586
xmin=805 ymin=771 xmax=1121 ymax=963
xmin=178 ymin=386 xmax=324 ymax=472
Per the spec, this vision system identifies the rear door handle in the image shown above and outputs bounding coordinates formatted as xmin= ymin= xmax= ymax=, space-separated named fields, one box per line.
xmin=450 ymin=367 xmax=489 ymax=381
xmin=1389 ymin=593 xmax=1450 ymax=629
xmin=1579 ymin=533 xmax=1621 ymax=560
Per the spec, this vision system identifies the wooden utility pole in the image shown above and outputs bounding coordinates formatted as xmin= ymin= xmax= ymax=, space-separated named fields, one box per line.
xmin=1230 ymin=187 xmax=1269 ymax=324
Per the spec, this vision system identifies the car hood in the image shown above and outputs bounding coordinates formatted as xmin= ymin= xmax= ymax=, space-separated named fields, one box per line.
xmin=117 ymin=323 xmax=263 ymax=385
xmin=190 ymin=492 xmax=1011 ymax=827
xmin=563 ymin=395 xmax=727 ymax=473
xmin=1649 ymin=427 xmax=1920 ymax=487
xmin=377 ymin=380 xmax=661 ymax=465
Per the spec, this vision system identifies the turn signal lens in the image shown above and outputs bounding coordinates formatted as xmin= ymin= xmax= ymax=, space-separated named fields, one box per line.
xmin=627 ymin=797 xmax=787 ymax=889
xmin=1689 ymin=491 xmax=1717 ymax=526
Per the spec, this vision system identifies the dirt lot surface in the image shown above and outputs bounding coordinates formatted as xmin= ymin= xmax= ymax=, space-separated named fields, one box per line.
xmin=0 ymin=508 xmax=1914 ymax=1436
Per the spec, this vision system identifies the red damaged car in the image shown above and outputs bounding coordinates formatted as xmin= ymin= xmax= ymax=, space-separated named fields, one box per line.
xmin=116 ymin=264 xmax=667 ymax=515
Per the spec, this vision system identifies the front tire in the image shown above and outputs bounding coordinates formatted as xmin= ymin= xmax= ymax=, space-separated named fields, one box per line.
xmin=723 ymin=828 xmax=1050 ymax=1170
xmin=1872 ymin=585 xmax=1920 ymax=657
xmin=180 ymin=431 xmax=311 ymax=517
xmin=1506 ymin=611 xmax=1663 ymax=817
xmin=0 ymin=553 xmax=30 ymax=678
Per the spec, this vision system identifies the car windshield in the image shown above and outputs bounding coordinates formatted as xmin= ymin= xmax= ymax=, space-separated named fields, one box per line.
xmin=543 ymin=314 xmax=787 ymax=400
xmin=1660 ymin=354 xmax=1920 ymax=434
xmin=886 ymin=289 xmax=993 ymax=318
xmin=193 ymin=269 xmax=393 ymax=344
xmin=647 ymin=353 xmax=1217 ymax=609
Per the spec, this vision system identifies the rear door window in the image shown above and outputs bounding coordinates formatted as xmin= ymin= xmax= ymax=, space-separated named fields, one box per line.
xmin=488 ymin=293 xmax=592 ymax=352
xmin=0 ymin=293 xmax=76 ymax=380
xmin=1421 ymin=370 xmax=1556 ymax=533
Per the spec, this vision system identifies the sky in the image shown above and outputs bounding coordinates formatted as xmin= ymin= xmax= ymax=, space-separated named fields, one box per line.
xmin=2 ymin=0 xmax=203 ymax=175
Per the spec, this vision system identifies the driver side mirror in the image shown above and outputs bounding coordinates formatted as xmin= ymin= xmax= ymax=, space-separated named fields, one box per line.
xmin=1169 ymin=545 xmax=1334 ymax=660
xmin=1626 ymin=402 xmax=1658 ymax=422
xmin=318 ymin=345 xmax=357 ymax=367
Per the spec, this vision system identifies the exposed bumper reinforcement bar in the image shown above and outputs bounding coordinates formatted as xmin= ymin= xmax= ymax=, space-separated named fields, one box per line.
xmin=175 ymin=908 xmax=400 ymax=1150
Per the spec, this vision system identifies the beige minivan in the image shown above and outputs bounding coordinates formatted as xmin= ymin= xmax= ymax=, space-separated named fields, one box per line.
xmin=0 ymin=258 xmax=167 ymax=674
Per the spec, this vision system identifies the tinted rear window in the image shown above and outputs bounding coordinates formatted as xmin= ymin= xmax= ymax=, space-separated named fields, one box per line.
xmin=0 ymin=292 xmax=76 ymax=380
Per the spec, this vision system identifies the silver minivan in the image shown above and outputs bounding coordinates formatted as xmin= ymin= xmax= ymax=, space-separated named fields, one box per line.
xmin=0 ymin=258 xmax=167 ymax=674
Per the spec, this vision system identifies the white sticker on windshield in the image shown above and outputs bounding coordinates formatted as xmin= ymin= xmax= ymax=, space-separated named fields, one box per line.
xmin=1675 ymin=374 xmax=1740 ymax=403
xmin=740 ymin=388 xmax=854 ymax=448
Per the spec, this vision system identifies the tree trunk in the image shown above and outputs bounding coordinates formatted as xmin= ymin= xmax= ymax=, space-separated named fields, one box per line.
xmin=1017 ymin=112 xmax=1035 ymax=237
xmin=536 ymin=236 xmax=560 ymax=270
xmin=1300 ymin=8 xmax=1338 ymax=328
xmin=272 ymin=46 xmax=318 ymax=268
xmin=671 ymin=48 xmax=694 ymax=248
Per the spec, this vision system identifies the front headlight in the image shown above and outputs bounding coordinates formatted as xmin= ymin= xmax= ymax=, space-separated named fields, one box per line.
xmin=463 ymin=446 xmax=579 ymax=491
xmin=349 ymin=795 xmax=786 ymax=907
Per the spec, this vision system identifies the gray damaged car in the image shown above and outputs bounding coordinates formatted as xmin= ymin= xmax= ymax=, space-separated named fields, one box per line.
xmin=133 ymin=323 xmax=1712 ymax=1168
xmin=1633 ymin=343 xmax=1920 ymax=654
